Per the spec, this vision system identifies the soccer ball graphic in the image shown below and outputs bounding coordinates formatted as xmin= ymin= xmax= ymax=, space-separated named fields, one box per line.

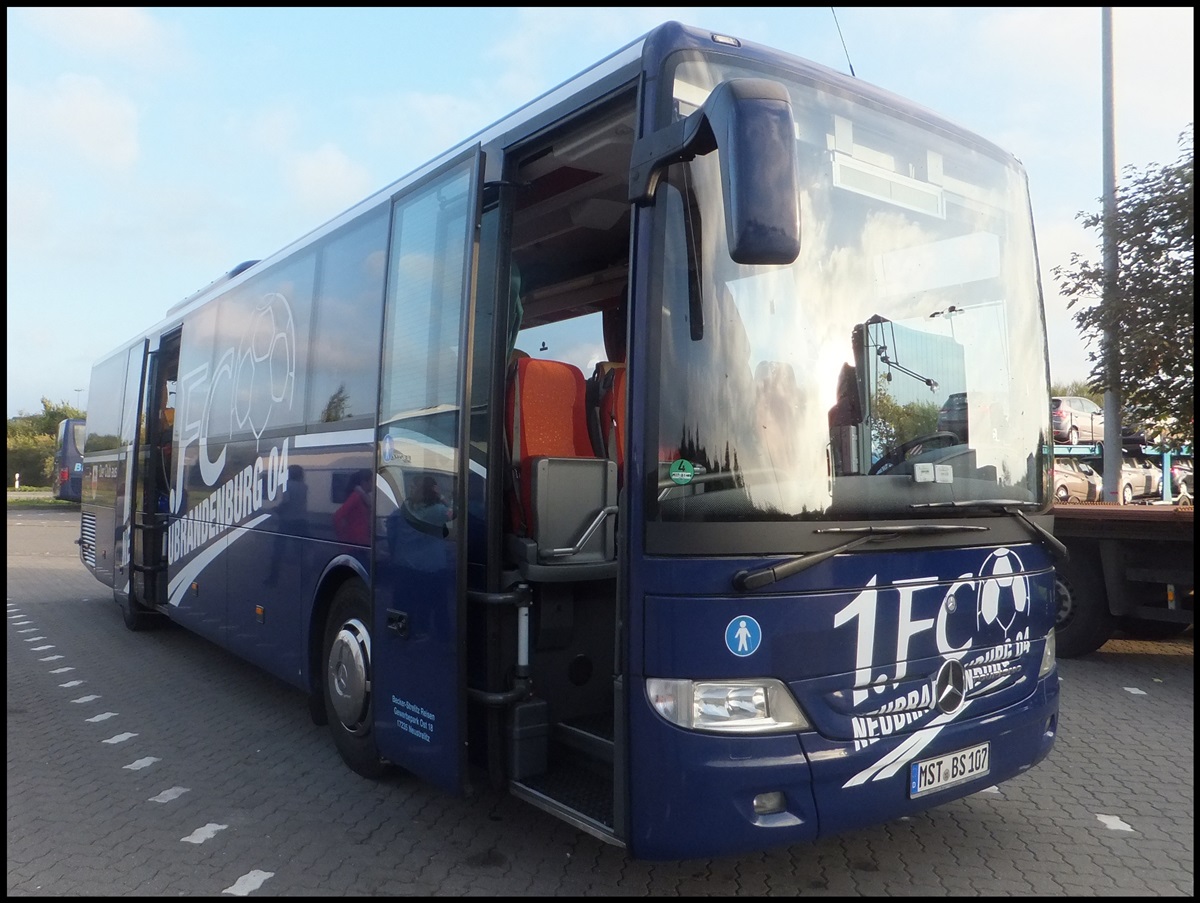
xmin=233 ymin=292 xmax=296 ymax=441
xmin=975 ymin=547 xmax=1029 ymax=638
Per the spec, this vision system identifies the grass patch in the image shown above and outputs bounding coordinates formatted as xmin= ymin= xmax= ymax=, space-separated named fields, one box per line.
xmin=6 ymin=495 xmax=78 ymax=510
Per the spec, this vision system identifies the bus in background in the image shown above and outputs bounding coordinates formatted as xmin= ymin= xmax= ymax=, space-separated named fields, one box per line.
xmin=53 ymin=417 xmax=85 ymax=503
xmin=78 ymin=21 xmax=1059 ymax=860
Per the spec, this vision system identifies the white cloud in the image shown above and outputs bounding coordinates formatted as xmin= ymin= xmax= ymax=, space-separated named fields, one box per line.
xmin=20 ymin=7 xmax=186 ymax=68
xmin=356 ymin=91 xmax=496 ymax=178
xmin=483 ymin=7 xmax=672 ymax=102
xmin=7 ymin=74 xmax=139 ymax=170
xmin=5 ymin=177 xmax=57 ymax=256
xmin=283 ymin=144 xmax=374 ymax=222
xmin=1112 ymin=7 xmax=1194 ymax=168
xmin=241 ymin=107 xmax=303 ymax=156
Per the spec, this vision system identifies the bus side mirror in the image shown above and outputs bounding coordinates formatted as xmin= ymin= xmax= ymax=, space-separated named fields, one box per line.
xmin=629 ymin=77 xmax=801 ymax=266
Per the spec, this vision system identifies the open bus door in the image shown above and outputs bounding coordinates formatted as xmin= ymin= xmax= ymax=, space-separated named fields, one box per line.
xmin=120 ymin=333 xmax=177 ymax=630
xmin=370 ymin=147 xmax=484 ymax=795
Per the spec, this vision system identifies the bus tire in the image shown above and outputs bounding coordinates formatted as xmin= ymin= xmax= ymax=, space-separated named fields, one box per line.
xmin=323 ymin=580 xmax=387 ymax=779
xmin=120 ymin=594 xmax=157 ymax=632
xmin=1053 ymin=554 xmax=1114 ymax=657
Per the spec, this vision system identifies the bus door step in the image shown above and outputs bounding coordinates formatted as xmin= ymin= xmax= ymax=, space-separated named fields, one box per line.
xmin=510 ymin=756 xmax=616 ymax=839
xmin=555 ymin=715 xmax=613 ymax=764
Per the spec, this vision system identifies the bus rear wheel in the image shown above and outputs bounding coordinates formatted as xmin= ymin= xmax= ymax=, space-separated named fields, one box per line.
xmin=323 ymin=580 xmax=387 ymax=779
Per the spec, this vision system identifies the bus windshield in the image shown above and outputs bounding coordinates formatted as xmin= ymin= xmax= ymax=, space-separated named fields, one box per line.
xmin=648 ymin=55 xmax=1049 ymax=529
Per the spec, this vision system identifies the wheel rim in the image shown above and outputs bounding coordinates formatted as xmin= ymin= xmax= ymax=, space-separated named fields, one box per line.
xmin=1054 ymin=576 xmax=1076 ymax=630
xmin=328 ymin=618 xmax=371 ymax=729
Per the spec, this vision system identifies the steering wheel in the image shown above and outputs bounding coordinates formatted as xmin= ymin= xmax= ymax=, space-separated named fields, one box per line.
xmin=869 ymin=431 xmax=961 ymax=475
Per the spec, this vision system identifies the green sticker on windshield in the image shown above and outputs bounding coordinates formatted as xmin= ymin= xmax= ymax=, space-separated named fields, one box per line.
xmin=669 ymin=459 xmax=695 ymax=485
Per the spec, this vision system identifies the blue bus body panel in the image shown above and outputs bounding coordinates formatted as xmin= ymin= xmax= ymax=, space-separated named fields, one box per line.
xmin=628 ymin=542 xmax=1059 ymax=859
xmin=164 ymin=432 xmax=374 ymax=688
xmin=371 ymin=497 xmax=461 ymax=786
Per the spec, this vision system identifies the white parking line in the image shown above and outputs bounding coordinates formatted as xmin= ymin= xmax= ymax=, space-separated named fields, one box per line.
xmin=124 ymin=757 xmax=160 ymax=771
xmin=71 ymin=695 xmax=101 ymax=703
xmin=102 ymin=732 xmax=138 ymax=744
xmin=181 ymin=823 xmax=229 ymax=844
xmin=85 ymin=712 xmax=118 ymax=723
xmin=59 ymin=680 xmax=85 ymax=688
xmin=223 ymin=870 xmax=274 ymax=895
xmin=149 ymin=786 xmax=190 ymax=803
xmin=1097 ymin=814 xmax=1134 ymax=832
xmin=1123 ymin=686 xmax=1147 ymax=695
xmin=39 ymin=654 xmax=65 ymax=661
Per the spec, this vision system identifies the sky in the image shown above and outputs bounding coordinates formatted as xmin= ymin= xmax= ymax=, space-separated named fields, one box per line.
xmin=6 ymin=6 xmax=1194 ymax=418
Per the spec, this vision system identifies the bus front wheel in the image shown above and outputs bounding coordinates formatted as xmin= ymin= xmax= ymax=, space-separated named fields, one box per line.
xmin=120 ymin=593 xmax=158 ymax=632
xmin=323 ymin=580 xmax=387 ymax=779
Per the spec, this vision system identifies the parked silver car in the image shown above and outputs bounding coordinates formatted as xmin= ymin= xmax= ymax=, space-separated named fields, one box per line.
xmin=1052 ymin=396 xmax=1103 ymax=445
xmin=1080 ymin=453 xmax=1164 ymax=504
xmin=1053 ymin=456 xmax=1102 ymax=503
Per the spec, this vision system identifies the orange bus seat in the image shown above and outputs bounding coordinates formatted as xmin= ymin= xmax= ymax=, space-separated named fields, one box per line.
xmin=505 ymin=357 xmax=616 ymax=580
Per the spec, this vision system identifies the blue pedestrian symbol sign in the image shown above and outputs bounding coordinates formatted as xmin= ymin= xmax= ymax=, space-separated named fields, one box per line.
xmin=725 ymin=615 xmax=762 ymax=657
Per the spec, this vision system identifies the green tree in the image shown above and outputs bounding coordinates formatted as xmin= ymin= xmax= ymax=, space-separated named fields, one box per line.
xmin=6 ymin=397 xmax=86 ymax=487
xmin=319 ymin=384 xmax=350 ymax=422
xmin=1052 ymin=125 xmax=1194 ymax=450
xmin=870 ymin=384 xmax=940 ymax=455
xmin=1050 ymin=380 xmax=1100 ymax=404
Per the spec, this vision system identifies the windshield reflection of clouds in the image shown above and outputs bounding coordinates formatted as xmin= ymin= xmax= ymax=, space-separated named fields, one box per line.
xmin=651 ymin=61 xmax=1049 ymax=520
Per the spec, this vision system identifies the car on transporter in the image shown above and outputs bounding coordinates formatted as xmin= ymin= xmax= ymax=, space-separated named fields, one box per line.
xmin=1053 ymin=456 xmax=1102 ymax=503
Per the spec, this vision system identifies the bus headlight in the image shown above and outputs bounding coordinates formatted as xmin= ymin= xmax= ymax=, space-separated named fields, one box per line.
xmin=646 ymin=678 xmax=810 ymax=733
xmin=1038 ymin=628 xmax=1056 ymax=678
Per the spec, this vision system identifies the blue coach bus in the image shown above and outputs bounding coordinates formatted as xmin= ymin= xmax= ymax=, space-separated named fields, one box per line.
xmin=53 ymin=417 xmax=85 ymax=502
xmin=79 ymin=21 xmax=1059 ymax=860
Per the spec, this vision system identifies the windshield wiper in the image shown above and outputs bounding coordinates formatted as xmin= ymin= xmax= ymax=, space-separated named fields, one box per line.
xmin=732 ymin=524 xmax=988 ymax=591
xmin=910 ymin=500 xmax=1069 ymax=562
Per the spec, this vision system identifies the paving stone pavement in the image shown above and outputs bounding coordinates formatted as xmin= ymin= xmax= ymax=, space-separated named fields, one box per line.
xmin=7 ymin=507 xmax=1193 ymax=895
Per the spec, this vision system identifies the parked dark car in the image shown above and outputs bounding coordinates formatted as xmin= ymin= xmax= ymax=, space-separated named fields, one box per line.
xmin=1053 ymin=456 xmax=1102 ymax=503
xmin=936 ymin=392 xmax=969 ymax=442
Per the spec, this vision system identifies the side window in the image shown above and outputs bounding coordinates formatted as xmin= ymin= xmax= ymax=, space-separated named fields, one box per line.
xmin=380 ymin=161 xmax=474 ymax=422
xmin=378 ymin=153 xmax=478 ymax=509
xmin=306 ymin=208 xmax=389 ymax=426
xmin=209 ymin=254 xmax=316 ymax=441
